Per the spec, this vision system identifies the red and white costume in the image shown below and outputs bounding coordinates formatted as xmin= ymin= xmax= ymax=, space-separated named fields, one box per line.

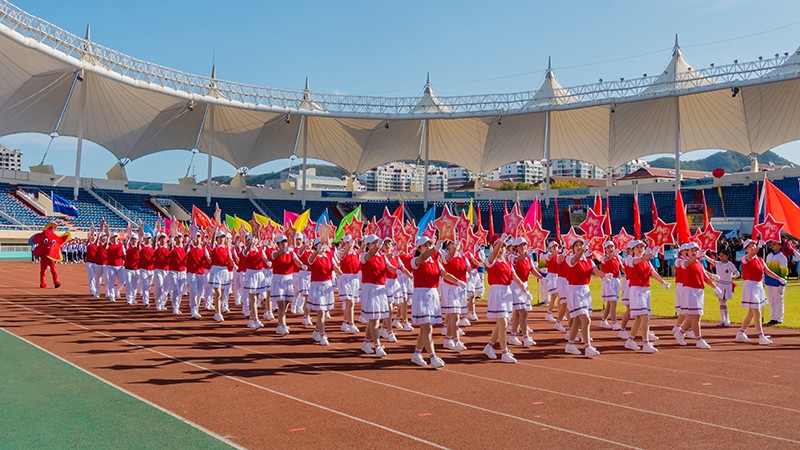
xmin=565 ymin=255 xmax=594 ymax=318
xmin=360 ymin=251 xmax=390 ymax=320
xmin=441 ymin=251 xmax=469 ymax=315
xmin=308 ymin=248 xmax=336 ymax=311
xmin=411 ymin=250 xmax=444 ymax=325
xmin=740 ymin=254 xmax=767 ymax=310
xmin=625 ymin=257 xmax=654 ymax=318
xmin=486 ymin=255 xmax=514 ymax=319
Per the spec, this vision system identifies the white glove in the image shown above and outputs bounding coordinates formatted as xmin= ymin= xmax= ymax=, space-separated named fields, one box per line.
xmin=286 ymin=246 xmax=294 ymax=252
xmin=780 ymin=278 xmax=788 ymax=286
xmin=435 ymin=241 xmax=443 ymax=251
xmin=662 ymin=281 xmax=671 ymax=290
xmin=266 ymin=261 xmax=272 ymax=267
xmin=301 ymin=264 xmax=308 ymax=271
xmin=758 ymin=240 xmax=766 ymax=248
xmin=711 ymin=274 xmax=721 ymax=281
xmin=603 ymin=273 xmax=613 ymax=280
xmin=583 ymin=249 xmax=592 ymax=258
xmin=457 ymin=280 xmax=467 ymax=290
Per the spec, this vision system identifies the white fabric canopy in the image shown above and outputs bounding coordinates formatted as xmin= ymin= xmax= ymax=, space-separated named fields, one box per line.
xmin=0 ymin=12 xmax=799 ymax=178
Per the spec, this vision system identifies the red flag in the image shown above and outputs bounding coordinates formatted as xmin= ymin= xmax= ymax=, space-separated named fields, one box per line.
xmin=675 ymin=189 xmax=691 ymax=243
xmin=753 ymin=182 xmax=761 ymax=239
xmin=192 ymin=205 xmax=212 ymax=229
xmin=651 ymin=192 xmax=659 ymax=224
xmin=488 ymin=200 xmax=495 ymax=234
xmin=604 ymin=193 xmax=612 ymax=236
xmin=593 ymin=192 xmax=602 ymax=215
xmin=633 ymin=193 xmax=641 ymax=239
xmin=554 ymin=197 xmax=562 ymax=241
xmin=702 ymin=190 xmax=710 ymax=230
xmin=503 ymin=200 xmax=509 ymax=216
xmin=764 ymin=178 xmax=800 ymax=238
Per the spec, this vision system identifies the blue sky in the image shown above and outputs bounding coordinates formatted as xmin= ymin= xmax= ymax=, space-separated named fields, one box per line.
xmin=4 ymin=0 xmax=800 ymax=182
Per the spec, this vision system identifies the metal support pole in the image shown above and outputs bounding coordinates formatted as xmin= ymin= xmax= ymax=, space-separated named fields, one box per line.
xmin=300 ymin=116 xmax=309 ymax=209
xmin=422 ymin=120 xmax=430 ymax=210
xmin=543 ymin=111 xmax=551 ymax=207
xmin=674 ymin=97 xmax=681 ymax=191
xmin=206 ymin=104 xmax=214 ymax=207
xmin=73 ymin=73 xmax=87 ymax=200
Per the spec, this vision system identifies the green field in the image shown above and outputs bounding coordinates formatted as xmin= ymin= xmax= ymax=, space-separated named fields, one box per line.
xmin=519 ymin=277 xmax=799 ymax=329
xmin=0 ymin=329 xmax=232 ymax=450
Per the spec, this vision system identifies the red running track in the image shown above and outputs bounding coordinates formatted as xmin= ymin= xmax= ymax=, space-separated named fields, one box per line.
xmin=2 ymin=262 xmax=800 ymax=449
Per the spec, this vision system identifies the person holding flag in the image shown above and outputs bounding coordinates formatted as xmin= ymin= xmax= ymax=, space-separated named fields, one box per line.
xmin=307 ymin=237 xmax=341 ymax=345
xmin=736 ymin=239 xmax=787 ymax=345
xmin=599 ymin=241 xmax=622 ymax=331
xmin=623 ymin=241 xmax=671 ymax=354
xmin=186 ymin=231 xmax=209 ymax=319
xmin=152 ymin=232 xmax=171 ymax=311
xmin=206 ymin=228 xmax=238 ymax=322
xmin=103 ymin=224 xmax=126 ymax=303
xmin=269 ymin=234 xmax=304 ymax=335
xmin=122 ymin=231 xmax=141 ymax=305
xmin=508 ymin=237 xmax=543 ymax=348
xmin=673 ymin=242 xmax=718 ymax=350
xmin=337 ymin=236 xmax=363 ymax=334
xmin=139 ymin=229 xmax=155 ymax=308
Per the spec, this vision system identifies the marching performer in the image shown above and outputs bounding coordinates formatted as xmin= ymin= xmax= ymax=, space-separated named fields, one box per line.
xmin=139 ymin=232 xmax=155 ymax=307
xmin=440 ymin=238 xmax=470 ymax=352
xmin=359 ymin=234 xmax=398 ymax=357
xmin=207 ymin=230 xmax=237 ymax=322
xmin=167 ymin=234 xmax=188 ymax=315
xmin=599 ymin=241 xmax=622 ymax=330
xmin=270 ymin=234 xmax=304 ymax=334
xmin=736 ymin=239 xmax=787 ymax=345
xmin=336 ymin=236 xmax=362 ymax=334
xmin=705 ymin=249 xmax=739 ymax=327
xmin=307 ymin=238 xmax=341 ymax=345
xmin=563 ymin=238 xmax=606 ymax=357
xmin=123 ymin=233 xmax=141 ymax=305
xmin=186 ymin=233 xmax=208 ymax=319
xmin=508 ymin=237 xmax=543 ymax=348
xmin=241 ymin=235 xmax=269 ymax=329
xmin=104 ymin=229 xmax=126 ymax=302
xmin=674 ymin=242 xmax=718 ymax=349
xmin=623 ymin=241 xmax=671 ymax=353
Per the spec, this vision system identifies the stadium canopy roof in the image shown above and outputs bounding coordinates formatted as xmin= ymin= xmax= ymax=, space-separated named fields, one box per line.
xmin=0 ymin=1 xmax=800 ymax=175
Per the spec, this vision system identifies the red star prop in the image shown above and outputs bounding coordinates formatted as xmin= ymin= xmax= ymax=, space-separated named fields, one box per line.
xmin=474 ymin=222 xmax=488 ymax=247
xmin=434 ymin=205 xmax=459 ymax=242
xmin=521 ymin=221 xmax=550 ymax=252
xmin=753 ymin=213 xmax=784 ymax=243
xmin=588 ymin=236 xmax=606 ymax=259
xmin=303 ymin=219 xmax=318 ymax=240
xmin=692 ymin=225 xmax=721 ymax=252
xmin=404 ymin=220 xmax=418 ymax=239
xmin=503 ymin=203 xmax=524 ymax=237
xmin=342 ymin=217 xmax=364 ymax=240
xmin=364 ymin=217 xmax=379 ymax=236
xmin=613 ymin=227 xmax=634 ymax=251
xmin=375 ymin=207 xmax=397 ymax=240
xmin=317 ymin=220 xmax=335 ymax=243
xmin=462 ymin=226 xmax=480 ymax=253
xmin=562 ymin=227 xmax=582 ymax=250
xmin=456 ymin=210 xmax=472 ymax=236
xmin=422 ymin=222 xmax=436 ymax=240
xmin=394 ymin=224 xmax=413 ymax=249
xmin=644 ymin=217 xmax=676 ymax=250
xmin=578 ymin=208 xmax=607 ymax=240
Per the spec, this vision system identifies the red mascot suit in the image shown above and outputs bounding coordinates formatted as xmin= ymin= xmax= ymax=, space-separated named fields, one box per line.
xmin=30 ymin=222 xmax=70 ymax=288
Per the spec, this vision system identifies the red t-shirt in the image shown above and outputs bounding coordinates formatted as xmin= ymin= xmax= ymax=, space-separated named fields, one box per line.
xmin=339 ymin=251 xmax=360 ymax=274
xmin=209 ymin=246 xmax=231 ymax=267
xmin=140 ymin=246 xmax=155 ymax=271
xmin=361 ymin=252 xmax=388 ymax=285
xmin=168 ymin=246 xmax=187 ymax=272
xmin=600 ymin=255 xmax=621 ymax=278
xmin=271 ymin=250 xmax=296 ymax=275
xmin=186 ymin=246 xmax=207 ymax=275
xmin=95 ymin=244 xmax=107 ymax=266
xmin=123 ymin=245 xmax=140 ymax=270
xmin=153 ymin=246 xmax=170 ymax=270
xmin=626 ymin=259 xmax=652 ymax=288
xmin=512 ymin=254 xmax=533 ymax=281
xmin=443 ymin=253 xmax=469 ymax=285
xmin=566 ymin=258 xmax=593 ymax=286
xmin=106 ymin=243 xmax=124 ymax=267
xmin=310 ymin=249 xmax=335 ymax=282
xmin=413 ymin=252 xmax=441 ymax=289
xmin=487 ymin=258 xmax=513 ymax=286
xmin=244 ymin=249 xmax=266 ymax=271
xmin=86 ymin=243 xmax=98 ymax=264
xmin=682 ymin=259 xmax=706 ymax=289
xmin=385 ymin=254 xmax=400 ymax=280
xmin=545 ymin=253 xmax=559 ymax=276
xmin=741 ymin=255 xmax=765 ymax=282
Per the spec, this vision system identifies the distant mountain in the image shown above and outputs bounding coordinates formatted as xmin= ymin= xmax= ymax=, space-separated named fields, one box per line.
xmin=649 ymin=150 xmax=794 ymax=173
xmin=209 ymin=164 xmax=348 ymax=186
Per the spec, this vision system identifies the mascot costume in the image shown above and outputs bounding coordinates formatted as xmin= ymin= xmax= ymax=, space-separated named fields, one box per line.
xmin=30 ymin=221 xmax=70 ymax=288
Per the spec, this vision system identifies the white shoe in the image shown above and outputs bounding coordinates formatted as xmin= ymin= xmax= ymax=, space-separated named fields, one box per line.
xmin=648 ymin=332 xmax=659 ymax=341
xmin=759 ymin=334 xmax=773 ymax=345
xmin=523 ymin=336 xmax=536 ymax=347
xmin=375 ymin=346 xmax=387 ymax=358
xmin=686 ymin=330 xmax=697 ymax=339
xmin=263 ymin=310 xmax=275 ymax=320
xmin=340 ymin=323 xmax=350 ymax=333
xmin=735 ymin=331 xmax=751 ymax=343
xmin=221 ymin=307 xmax=230 ymax=314
xmin=565 ymin=343 xmax=581 ymax=355
xmin=380 ymin=328 xmax=391 ymax=340
xmin=508 ymin=336 xmax=523 ymax=346
xmin=443 ymin=339 xmax=456 ymax=351
xmin=411 ymin=353 xmax=427 ymax=366
xmin=672 ymin=325 xmax=681 ymax=333
xmin=312 ymin=330 xmax=321 ymax=342
xmin=302 ymin=316 xmax=313 ymax=326
xmin=505 ymin=324 xmax=512 ymax=333
xmin=674 ymin=332 xmax=687 ymax=346
xmin=213 ymin=312 xmax=224 ymax=322
xmin=467 ymin=312 xmax=479 ymax=321
xmin=457 ymin=328 xmax=465 ymax=337
xmin=545 ymin=312 xmax=556 ymax=323
xmin=361 ymin=341 xmax=374 ymax=354
xmin=289 ymin=304 xmax=298 ymax=314
xmin=624 ymin=339 xmax=641 ymax=351
xmin=276 ymin=324 xmax=289 ymax=336
xmin=173 ymin=309 xmax=182 ymax=315
xmin=618 ymin=330 xmax=630 ymax=340
xmin=387 ymin=332 xmax=398 ymax=343
xmin=430 ymin=355 xmax=445 ymax=368
xmin=348 ymin=323 xmax=360 ymax=334
xmin=206 ymin=304 xmax=215 ymax=311
xmin=324 ymin=311 xmax=331 ymax=319
xmin=600 ymin=320 xmax=612 ymax=329
xmin=392 ymin=319 xmax=403 ymax=330
xmin=584 ymin=346 xmax=601 ymax=357
xmin=612 ymin=322 xmax=622 ymax=330
xmin=458 ymin=317 xmax=471 ymax=327
xmin=403 ymin=322 xmax=414 ymax=332
xmin=254 ymin=319 xmax=264 ymax=328
xmin=483 ymin=343 xmax=498 ymax=360
xmin=191 ymin=312 xmax=202 ymax=319
xmin=554 ymin=321 xmax=566 ymax=332
xmin=696 ymin=338 xmax=711 ymax=349
xmin=641 ymin=342 xmax=658 ymax=354
xmin=453 ymin=341 xmax=467 ymax=352
xmin=501 ymin=352 xmax=517 ymax=363
xmin=320 ymin=335 xmax=329 ymax=346
xmin=358 ymin=315 xmax=367 ymax=324
xmin=247 ymin=319 xmax=259 ymax=329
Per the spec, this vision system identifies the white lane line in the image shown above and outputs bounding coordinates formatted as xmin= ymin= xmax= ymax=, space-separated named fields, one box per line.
xmin=0 ymin=327 xmax=244 ymax=450
xmin=512 ymin=359 xmax=800 ymax=414
xmin=0 ymin=293 xmax=640 ymax=449
xmin=0 ymin=299 xmax=449 ymax=450
xmin=24 ymin=296 xmax=797 ymax=446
